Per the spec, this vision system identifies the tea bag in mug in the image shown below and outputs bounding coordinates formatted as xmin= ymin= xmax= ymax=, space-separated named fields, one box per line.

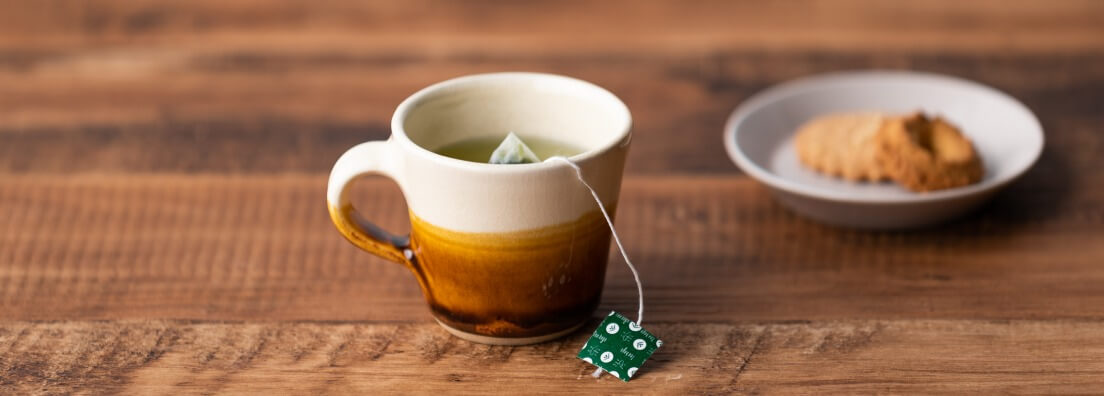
xmin=489 ymin=133 xmax=661 ymax=382
xmin=489 ymin=132 xmax=541 ymax=164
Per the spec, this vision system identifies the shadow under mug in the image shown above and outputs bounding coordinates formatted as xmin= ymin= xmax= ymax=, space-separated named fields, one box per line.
xmin=327 ymin=72 xmax=632 ymax=345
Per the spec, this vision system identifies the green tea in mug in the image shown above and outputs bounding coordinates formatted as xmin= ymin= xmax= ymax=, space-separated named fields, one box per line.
xmin=434 ymin=135 xmax=584 ymax=163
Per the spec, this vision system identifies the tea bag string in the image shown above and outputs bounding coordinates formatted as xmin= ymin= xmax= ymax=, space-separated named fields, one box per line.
xmin=545 ymin=156 xmax=644 ymax=326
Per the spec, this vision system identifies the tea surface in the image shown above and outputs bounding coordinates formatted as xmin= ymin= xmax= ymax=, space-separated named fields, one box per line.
xmin=434 ymin=135 xmax=584 ymax=163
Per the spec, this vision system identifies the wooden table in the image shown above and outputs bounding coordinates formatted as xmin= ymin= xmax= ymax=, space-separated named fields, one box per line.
xmin=3 ymin=1 xmax=1104 ymax=394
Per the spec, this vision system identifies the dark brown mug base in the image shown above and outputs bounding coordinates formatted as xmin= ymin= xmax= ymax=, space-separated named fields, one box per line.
xmin=435 ymin=318 xmax=587 ymax=345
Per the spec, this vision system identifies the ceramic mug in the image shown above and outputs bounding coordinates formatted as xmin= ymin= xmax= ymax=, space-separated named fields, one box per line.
xmin=327 ymin=72 xmax=631 ymax=345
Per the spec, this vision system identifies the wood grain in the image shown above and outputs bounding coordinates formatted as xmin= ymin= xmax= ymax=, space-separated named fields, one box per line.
xmin=1 ymin=173 xmax=1099 ymax=323
xmin=3 ymin=320 xmax=1104 ymax=394
xmin=0 ymin=2 xmax=1102 ymax=175
xmin=3 ymin=0 xmax=1104 ymax=54
xmin=3 ymin=0 xmax=1104 ymax=393
xmin=1 ymin=51 xmax=1101 ymax=175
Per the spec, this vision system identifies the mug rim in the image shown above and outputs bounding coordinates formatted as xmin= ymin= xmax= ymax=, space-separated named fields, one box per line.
xmin=390 ymin=72 xmax=633 ymax=173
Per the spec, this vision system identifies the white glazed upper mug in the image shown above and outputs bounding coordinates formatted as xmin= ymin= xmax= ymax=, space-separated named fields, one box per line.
xmin=327 ymin=72 xmax=632 ymax=345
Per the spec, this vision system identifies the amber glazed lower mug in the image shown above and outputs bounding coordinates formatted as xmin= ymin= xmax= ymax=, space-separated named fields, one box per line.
xmin=327 ymin=72 xmax=631 ymax=345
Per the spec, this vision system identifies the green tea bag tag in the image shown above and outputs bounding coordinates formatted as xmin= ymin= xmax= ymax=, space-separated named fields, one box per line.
xmin=577 ymin=311 xmax=661 ymax=382
xmin=544 ymin=155 xmax=658 ymax=382
xmin=489 ymin=132 xmax=540 ymax=164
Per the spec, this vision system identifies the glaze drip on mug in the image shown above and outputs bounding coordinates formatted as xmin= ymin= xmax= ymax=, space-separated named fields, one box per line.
xmin=409 ymin=208 xmax=615 ymax=338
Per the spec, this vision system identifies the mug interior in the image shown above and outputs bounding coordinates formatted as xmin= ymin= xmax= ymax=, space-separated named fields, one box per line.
xmin=399 ymin=73 xmax=630 ymax=159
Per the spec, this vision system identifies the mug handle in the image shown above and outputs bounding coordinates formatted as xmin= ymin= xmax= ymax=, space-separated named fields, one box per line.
xmin=326 ymin=141 xmax=412 ymax=266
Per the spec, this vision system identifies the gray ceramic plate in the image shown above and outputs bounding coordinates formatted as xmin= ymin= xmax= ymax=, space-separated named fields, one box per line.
xmin=723 ymin=71 xmax=1044 ymax=229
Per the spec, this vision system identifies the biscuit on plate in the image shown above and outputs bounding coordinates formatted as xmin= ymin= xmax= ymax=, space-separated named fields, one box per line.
xmin=794 ymin=112 xmax=889 ymax=181
xmin=875 ymin=113 xmax=984 ymax=192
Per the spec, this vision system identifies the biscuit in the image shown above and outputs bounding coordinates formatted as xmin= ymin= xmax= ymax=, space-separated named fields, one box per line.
xmin=875 ymin=113 xmax=984 ymax=192
xmin=794 ymin=112 xmax=889 ymax=181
